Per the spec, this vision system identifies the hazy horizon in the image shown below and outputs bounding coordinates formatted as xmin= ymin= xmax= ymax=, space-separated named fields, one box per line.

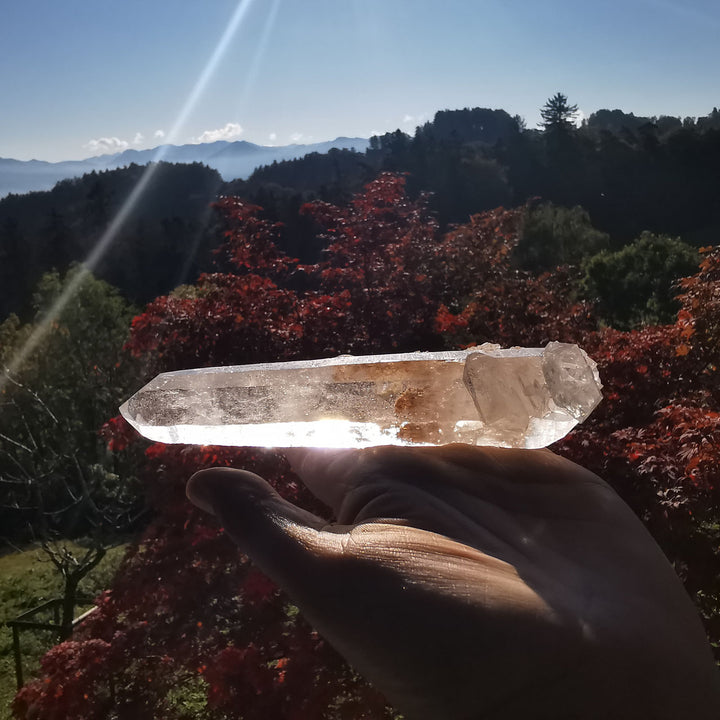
xmin=3 ymin=0 xmax=719 ymax=162
xmin=0 ymin=133 xmax=371 ymax=165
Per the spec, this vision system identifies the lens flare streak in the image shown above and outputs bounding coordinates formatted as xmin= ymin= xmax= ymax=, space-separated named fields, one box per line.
xmin=1 ymin=0 xmax=257 ymax=390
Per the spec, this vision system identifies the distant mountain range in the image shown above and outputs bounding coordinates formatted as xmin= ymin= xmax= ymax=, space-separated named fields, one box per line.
xmin=0 ymin=136 xmax=370 ymax=197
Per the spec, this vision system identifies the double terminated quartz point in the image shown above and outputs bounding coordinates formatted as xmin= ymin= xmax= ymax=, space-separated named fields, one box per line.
xmin=120 ymin=342 xmax=602 ymax=450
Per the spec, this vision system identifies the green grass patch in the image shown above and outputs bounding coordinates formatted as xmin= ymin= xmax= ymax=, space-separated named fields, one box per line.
xmin=0 ymin=542 xmax=127 ymax=719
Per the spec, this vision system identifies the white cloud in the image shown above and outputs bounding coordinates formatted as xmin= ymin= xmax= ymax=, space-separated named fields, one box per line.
xmin=154 ymin=129 xmax=165 ymax=139
xmin=194 ymin=122 xmax=243 ymax=143
xmin=290 ymin=132 xmax=304 ymax=143
xmin=133 ymin=132 xmax=144 ymax=145
xmin=268 ymin=132 xmax=277 ymax=142
xmin=84 ymin=136 xmax=129 ymax=155
xmin=575 ymin=108 xmax=587 ymax=127
xmin=402 ymin=113 xmax=429 ymax=127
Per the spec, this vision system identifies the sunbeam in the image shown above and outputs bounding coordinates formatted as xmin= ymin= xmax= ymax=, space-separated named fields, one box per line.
xmin=1 ymin=0 xmax=257 ymax=388
xmin=158 ymin=0 xmax=258 ymax=154
xmin=234 ymin=0 xmax=282 ymax=120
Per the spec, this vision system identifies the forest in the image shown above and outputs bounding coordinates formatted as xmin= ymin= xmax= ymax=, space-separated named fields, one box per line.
xmin=1 ymin=96 xmax=719 ymax=718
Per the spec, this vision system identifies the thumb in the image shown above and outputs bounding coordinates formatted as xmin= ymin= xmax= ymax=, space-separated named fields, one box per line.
xmin=186 ymin=467 xmax=340 ymax=575
xmin=185 ymin=467 xmax=399 ymax=685
xmin=185 ymin=468 xmax=505 ymax=720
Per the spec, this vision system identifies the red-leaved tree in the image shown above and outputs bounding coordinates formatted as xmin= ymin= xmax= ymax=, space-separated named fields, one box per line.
xmin=14 ymin=175 xmax=720 ymax=719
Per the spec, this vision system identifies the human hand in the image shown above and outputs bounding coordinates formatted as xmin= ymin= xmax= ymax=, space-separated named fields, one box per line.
xmin=187 ymin=446 xmax=720 ymax=719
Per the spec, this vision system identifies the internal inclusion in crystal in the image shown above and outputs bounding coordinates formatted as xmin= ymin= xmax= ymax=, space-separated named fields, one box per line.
xmin=120 ymin=342 xmax=603 ymax=449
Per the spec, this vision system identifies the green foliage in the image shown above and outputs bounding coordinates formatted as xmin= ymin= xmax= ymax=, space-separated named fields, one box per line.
xmin=14 ymin=178 xmax=556 ymax=720
xmin=163 ymin=674 xmax=211 ymax=719
xmin=539 ymin=92 xmax=578 ymax=132
xmin=0 ymin=267 xmax=141 ymax=538
xmin=586 ymin=109 xmax=650 ymax=134
xmin=0 ymin=163 xmax=224 ymax=318
xmin=414 ymin=149 xmax=512 ymax=227
xmin=581 ymin=232 xmax=700 ymax=329
xmin=0 ymin=543 xmax=126 ymax=719
xmin=12 ymin=174 xmax=720 ymax=717
xmin=415 ymin=108 xmax=521 ymax=145
xmin=515 ymin=202 xmax=610 ymax=271
xmin=248 ymin=148 xmax=375 ymax=197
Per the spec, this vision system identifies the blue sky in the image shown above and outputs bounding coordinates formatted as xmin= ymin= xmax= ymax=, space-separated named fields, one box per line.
xmin=1 ymin=0 xmax=718 ymax=162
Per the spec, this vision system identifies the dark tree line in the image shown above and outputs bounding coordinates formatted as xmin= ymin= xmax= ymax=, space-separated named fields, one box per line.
xmin=0 ymin=162 xmax=224 ymax=319
xmin=366 ymin=101 xmax=720 ymax=242
xmin=1 ymin=97 xmax=720 ymax=322
xmin=234 ymin=99 xmax=720 ymax=249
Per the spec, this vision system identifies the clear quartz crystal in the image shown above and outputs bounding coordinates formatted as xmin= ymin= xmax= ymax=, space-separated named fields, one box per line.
xmin=120 ymin=342 xmax=602 ymax=449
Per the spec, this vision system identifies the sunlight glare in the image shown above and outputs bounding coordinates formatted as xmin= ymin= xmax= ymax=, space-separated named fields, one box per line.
xmin=235 ymin=0 xmax=282 ymax=119
xmin=120 ymin=417 xmax=412 ymax=449
xmin=1 ymin=0 xmax=257 ymax=390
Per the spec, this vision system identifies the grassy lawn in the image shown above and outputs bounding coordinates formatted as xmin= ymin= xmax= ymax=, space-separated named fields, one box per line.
xmin=0 ymin=542 xmax=128 ymax=720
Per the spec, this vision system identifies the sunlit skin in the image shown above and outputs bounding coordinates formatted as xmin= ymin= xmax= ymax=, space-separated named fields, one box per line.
xmin=187 ymin=446 xmax=720 ymax=719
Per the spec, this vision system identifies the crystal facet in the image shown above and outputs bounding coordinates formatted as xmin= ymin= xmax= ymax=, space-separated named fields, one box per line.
xmin=120 ymin=342 xmax=602 ymax=449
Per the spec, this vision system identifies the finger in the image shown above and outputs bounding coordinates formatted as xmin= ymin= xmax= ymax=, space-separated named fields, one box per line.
xmin=282 ymin=447 xmax=362 ymax=512
xmin=284 ymin=445 xmax=491 ymax=517
xmin=186 ymin=467 xmax=544 ymax=720
xmin=286 ymin=445 xmax=617 ymax=527
xmin=186 ymin=471 xmax=720 ymax=720
xmin=187 ymin=467 xmax=330 ymax=539
xmin=288 ymin=445 xmax=607 ymax=503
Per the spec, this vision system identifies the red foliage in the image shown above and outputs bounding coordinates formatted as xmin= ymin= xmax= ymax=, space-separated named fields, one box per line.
xmin=15 ymin=173 xmax=720 ymax=718
xmin=213 ymin=197 xmax=298 ymax=275
xmin=578 ymin=324 xmax=709 ymax=428
xmin=437 ymin=267 xmax=597 ymax=348
xmin=677 ymin=245 xmax=720 ymax=371
xmin=99 ymin=414 xmax=135 ymax=452
xmin=554 ymin=317 xmax=720 ymax=629
xmin=429 ymin=209 xmax=597 ymax=348
xmin=127 ymin=274 xmax=305 ymax=371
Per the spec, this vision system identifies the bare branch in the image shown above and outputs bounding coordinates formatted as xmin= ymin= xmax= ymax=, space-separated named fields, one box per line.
xmin=2 ymin=365 xmax=60 ymax=425
xmin=41 ymin=541 xmax=67 ymax=576
xmin=0 ymin=475 xmax=31 ymax=485
xmin=8 ymin=398 xmax=39 ymax=452
xmin=0 ymin=451 xmax=32 ymax=480
xmin=0 ymin=431 xmax=33 ymax=454
xmin=43 ymin=497 xmax=83 ymax=517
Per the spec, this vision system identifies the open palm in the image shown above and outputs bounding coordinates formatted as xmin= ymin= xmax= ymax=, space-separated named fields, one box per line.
xmin=188 ymin=446 xmax=720 ymax=719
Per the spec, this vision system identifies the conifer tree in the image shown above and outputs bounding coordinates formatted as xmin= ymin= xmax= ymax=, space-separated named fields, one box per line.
xmin=540 ymin=92 xmax=579 ymax=132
